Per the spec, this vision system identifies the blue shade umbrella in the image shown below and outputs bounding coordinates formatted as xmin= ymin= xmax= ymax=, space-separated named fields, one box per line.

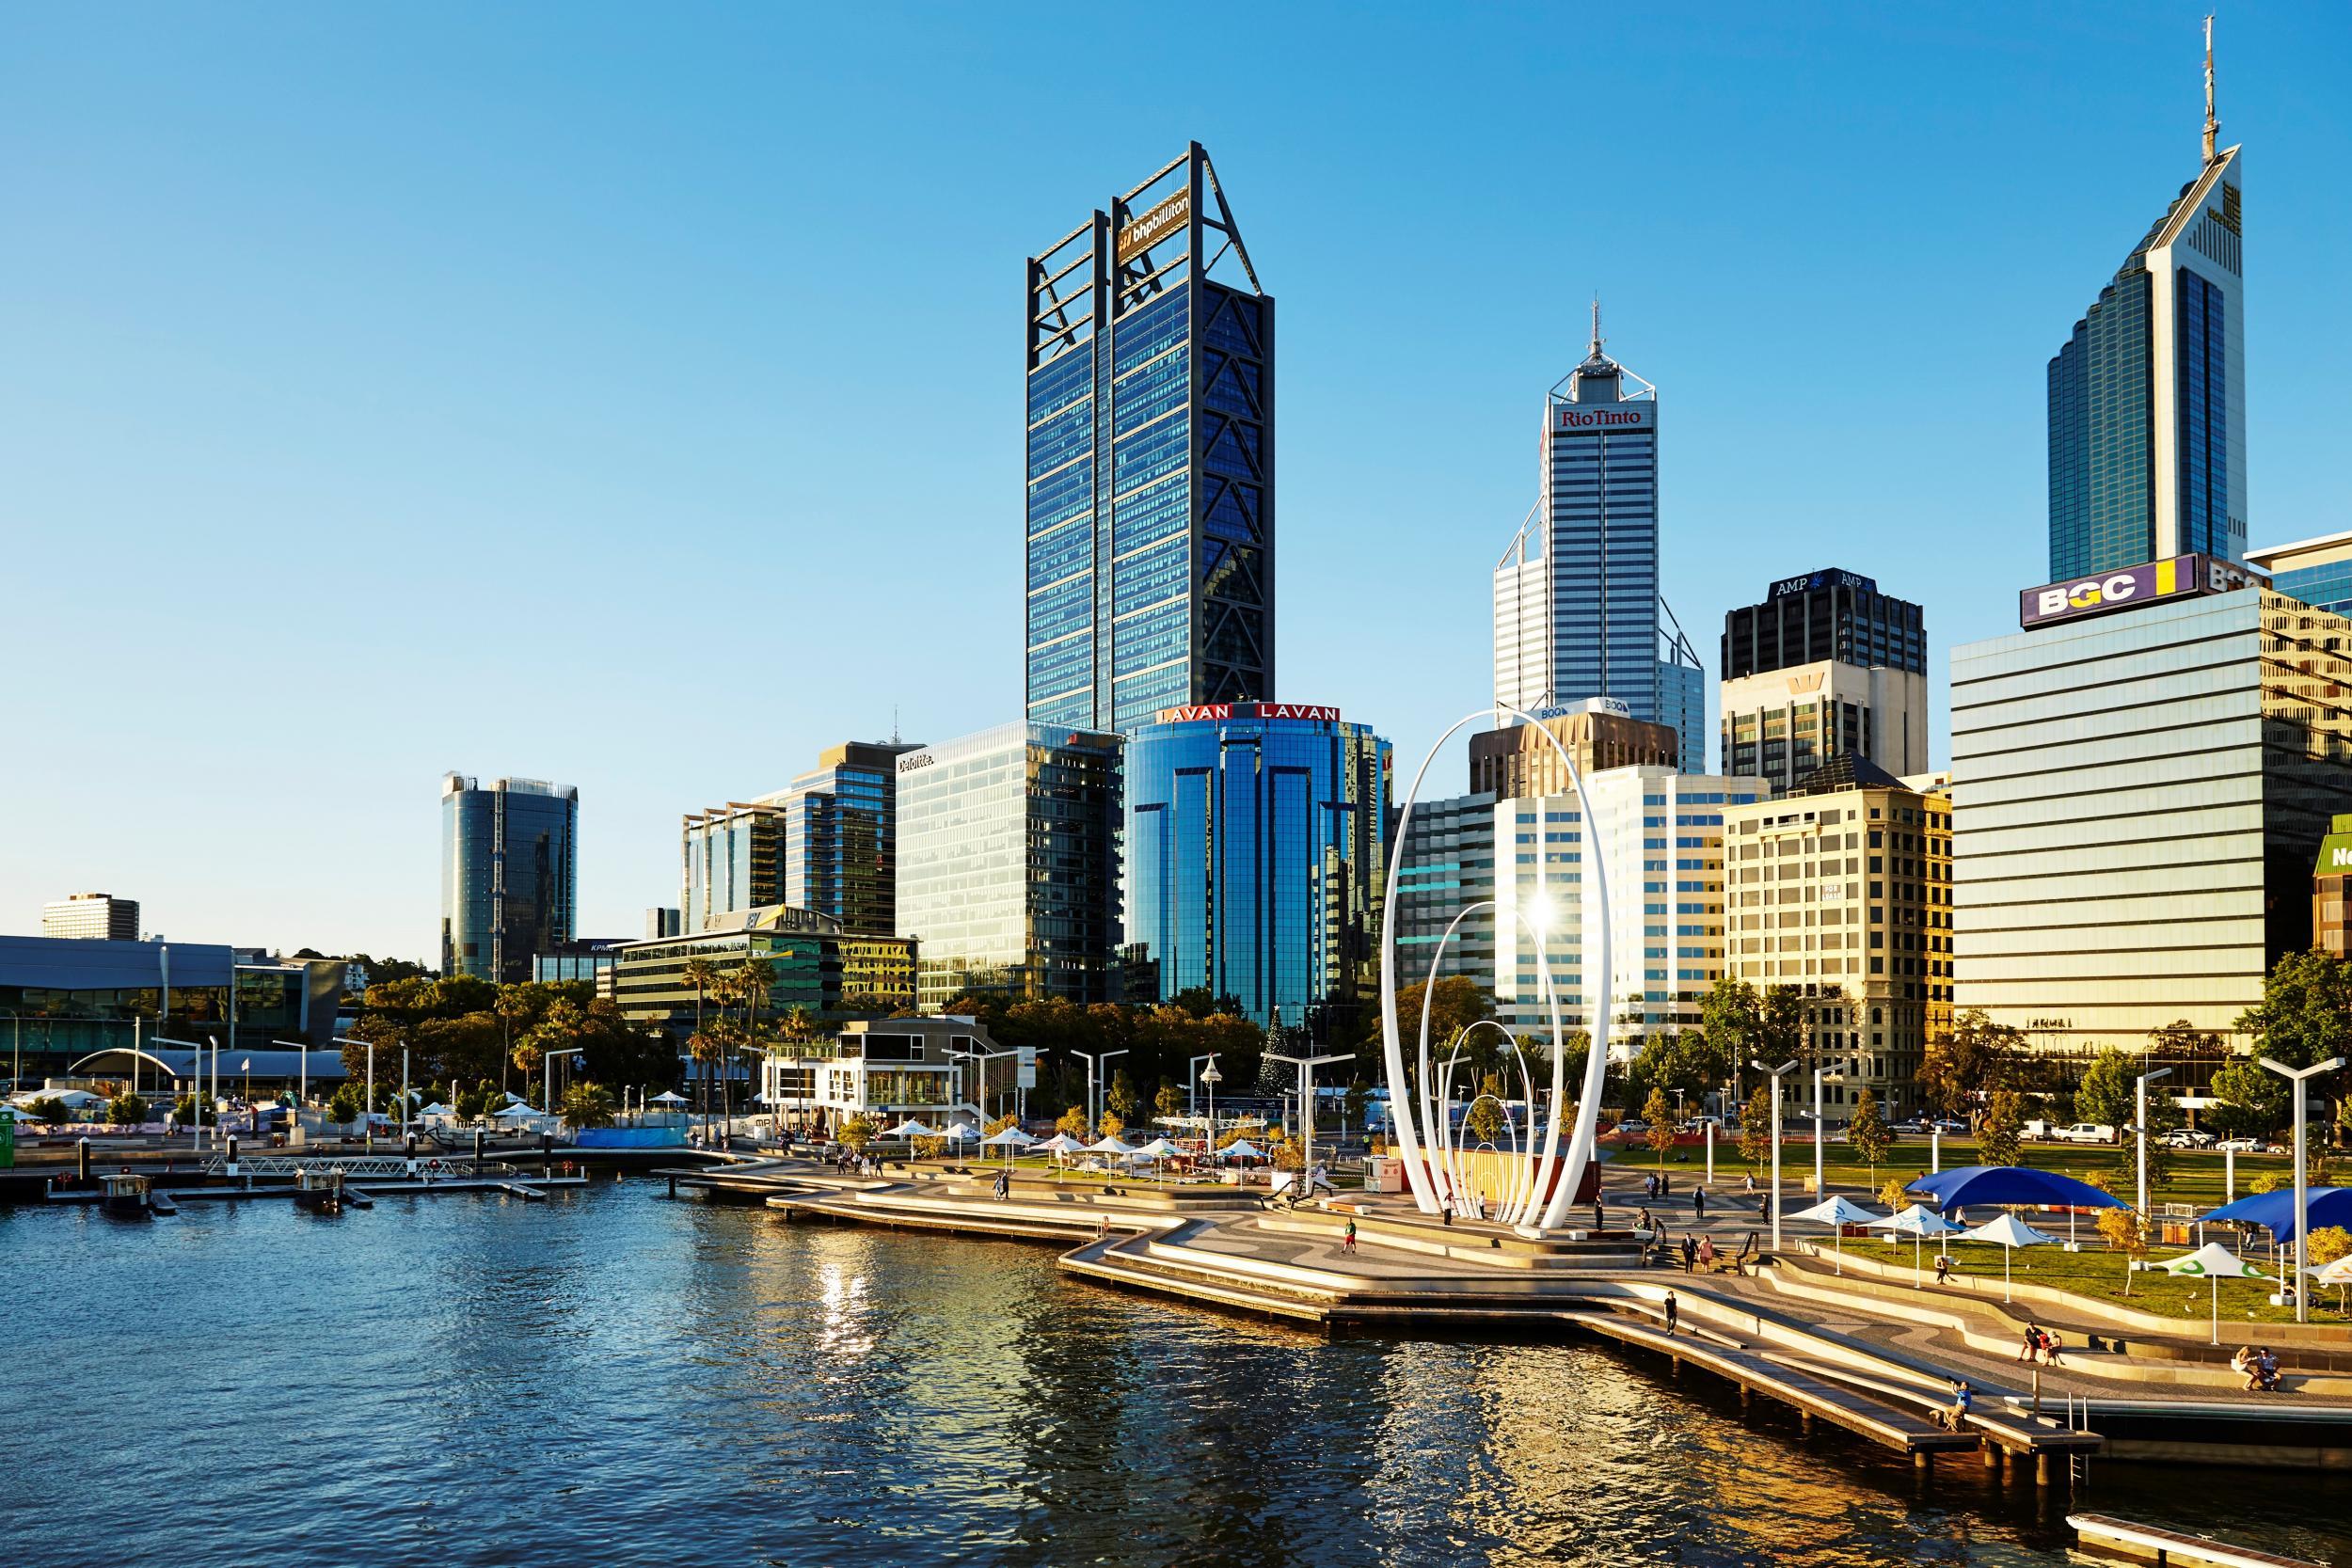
xmin=1907 ymin=1164 xmax=2127 ymax=1214
xmin=2198 ymin=1187 xmax=2352 ymax=1247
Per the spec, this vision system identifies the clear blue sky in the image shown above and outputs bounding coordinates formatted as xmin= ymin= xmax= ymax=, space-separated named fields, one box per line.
xmin=7 ymin=4 xmax=2348 ymax=962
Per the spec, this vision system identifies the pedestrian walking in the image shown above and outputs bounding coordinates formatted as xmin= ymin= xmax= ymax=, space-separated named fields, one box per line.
xmin=1592 ymin=1197 xmax=1605 ymax=1232
xmin=1933 ymin=1251 xmax=1953 ymax=1286
xmin=1743 ymin=1172 xmax=1756 ymax=1196
xmin=1680 ymin=1234 xmax=1697 ymax=1273
xmin=1343 ymin=1218 xmax=1358 ymax=1254
xmin=1663 ymin=1291 xmax=1679 ymax=1334
xmin=1692 ymin=1186 xmax=1707 ymax=1221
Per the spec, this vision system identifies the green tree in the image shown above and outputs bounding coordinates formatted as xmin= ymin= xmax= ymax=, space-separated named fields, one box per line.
xmin=1643 ymin=1086 xmax=1677 ymax=1167
xmin=837 ymin=1114 xmax=873 ymax=1152
xmin=2236 ymin=949 xmax=2352 ymax=1072
xmin=28 ymin=1096 xmax=71 ymax=1125
xmin=1979 ymin=1087 xmax=2026 ymax=1166
xmin=2074 ymin=1047 xmax=2137 ymax=1129
xmin=326 ymin=1083 xmax=363 ymax=1128
xmin=1106 ymin=1068 xmax=1140 ymax=1122
xmin=1343 ymin=1077 xmax=1371 ymax=1135
xmin=107 ymin=1092 xmax=151 ymax=1126
xmin=2209 ymin=1058 xmax=2286 ymax=1140
xmin=1916 ymin=1009 xmax=2023 ymax=1121
xmin=2309 ymin=1227 xmax=2352 ymax=1314
xmin=561 ymin=1082 xmax=616 ymax=1129
xmin=1699 ymin=977 xmax=1760 ymax=1079
xmin=1056 ymin=1103 xmax=1090 ymax=1140
xmin=1738 ymin=1084 xmax=1775 ymax=1170
xmin=1466 ymin=1073 xmax=1507 ymax=1147
xmin=1377 ymin=976 xmax=1495 ymax=1053
xmin=2097 ymin=1206 xmax=2151 ymax=1296
xmin=1847 ymin=1092 xmax=1892 ymax=1183
xmin=679 ymin=957 xmax=721 ymax=1130
xmin=1154 ymin=1080 xmax=1184 ymax=1120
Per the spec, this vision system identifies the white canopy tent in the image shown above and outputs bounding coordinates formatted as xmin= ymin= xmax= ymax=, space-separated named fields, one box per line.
xmin=1958 ymin=1212 xmax=2062 ymax=1303
xmin=1790 ymin=1196 xmax=1879 ymax=1275
xmin=2158 ymin=1241 xmax=2268 ymax=1346
xmin=1864 ymin=1203 xmax=1965 ymax=1286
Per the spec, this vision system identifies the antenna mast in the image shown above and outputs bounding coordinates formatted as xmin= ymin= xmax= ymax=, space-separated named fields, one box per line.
xmin=2202 ymin=14 xmax=2218 ymax=164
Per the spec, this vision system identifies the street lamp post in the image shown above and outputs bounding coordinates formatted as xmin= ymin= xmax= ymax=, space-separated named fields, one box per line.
xmin=2134 ymin=1065 xmax=2175 ymax=1219
xmin=2260 ymin=1054 xmax=2345 ymax=1325
xmin=1188 ymin=1053 xmax=1219 ymax=1117
xmin=1813 ymin=1068 xmax=1844 ymax=1199
xmin=1069 ymin=1048 xmax=1127 ymax=1136
xmin=949 ymin=1047 xmax=1018 ymax=1131
xmin=1265 ymin=1048 xmax=1354 ymax=1194
xmin=1198 ymin=1057 xmax=1223 ymax=1161
xmin=1751 ymin=1057 xmax=1800 ymax=1252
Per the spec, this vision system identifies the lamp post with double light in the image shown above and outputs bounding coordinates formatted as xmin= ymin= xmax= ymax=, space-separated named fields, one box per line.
xmin=2135 ymin=1065 xmax=2174 ymax=1219
xmin=1752 ymin=1057 xmax=1800 ymax=1251
xmin=2260 ymin=1054 xmax=2345 ymax=1324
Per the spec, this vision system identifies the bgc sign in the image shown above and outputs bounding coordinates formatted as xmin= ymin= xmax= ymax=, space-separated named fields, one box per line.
xmin=2019 ymin=554 xmax=2267 ymax=629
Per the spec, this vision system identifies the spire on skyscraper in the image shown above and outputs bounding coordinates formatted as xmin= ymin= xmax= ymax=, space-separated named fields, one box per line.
xmin=2202 ymin=14 xmax=2219 ymax=165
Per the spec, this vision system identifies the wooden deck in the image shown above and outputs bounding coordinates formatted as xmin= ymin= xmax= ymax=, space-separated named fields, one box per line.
xmin=1571 ymin=1309 xmax=1980 ymax=1458
xmin=2070 ymin=1513 xmax=2327 ymax=1568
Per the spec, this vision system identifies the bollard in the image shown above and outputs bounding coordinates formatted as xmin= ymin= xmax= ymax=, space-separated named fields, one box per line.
xmin=77 ymin=1137 xmax=90 ymax=1185
xmin=226 ymin=1133 xmax=239 ymax=1178
xmin=405 ymin=1133 xmax=418 ymax=1178
xmin=474 ymin=1129 xmax=485 ymax=1170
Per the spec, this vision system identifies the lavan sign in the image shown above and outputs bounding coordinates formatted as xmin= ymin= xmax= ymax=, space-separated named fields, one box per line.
xmin=1152 ymin=702 xmax=1343 ymax=726
xmin=2018 ymin=554 xmax=2268 ymax=629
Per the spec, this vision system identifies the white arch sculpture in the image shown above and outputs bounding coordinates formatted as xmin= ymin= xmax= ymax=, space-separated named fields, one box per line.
xmin=1379 ymin=705 xmax=1615 ymax=1231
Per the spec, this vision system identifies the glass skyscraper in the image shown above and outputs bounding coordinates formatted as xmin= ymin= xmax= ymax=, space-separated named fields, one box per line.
xmin=1721 ymin=568 xmax=1925 ymax=681
xmin=1025 ymin=142 xmax=1274 ymax=735
xmin=1493 ymin=315 xmax=1706 ymax=768
xmin=440 ymin=774 xmax=578 ymax=985
xmin=2047 ymin=40 xmax=2244 ymax=580
xmin=682 ymin=740 xmax=917 ymax=935
xmin=893 ymin=722 xmax=1124 ymax=1009
xmin=1123 ymin=703 xmax=1389 ymax=1033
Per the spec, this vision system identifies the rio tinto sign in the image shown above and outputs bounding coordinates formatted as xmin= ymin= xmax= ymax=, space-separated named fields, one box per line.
xmin=1553 ymin=404 xmax=1655 ymax=433
xmin=2019 ymin=554 xmax=2268 ymax=629
xmin=1153 ymin=702 xmax=1343 ymax=725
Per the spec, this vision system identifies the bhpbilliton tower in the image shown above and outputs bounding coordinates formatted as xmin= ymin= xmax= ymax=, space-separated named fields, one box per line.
xmin=1025 ymin=143 xmax=1274 ymax=735
xmin=1493 ymin=310 xmax=1706 ymax=768
xmin=2047 ymin=21 xmax=2246 ymax=579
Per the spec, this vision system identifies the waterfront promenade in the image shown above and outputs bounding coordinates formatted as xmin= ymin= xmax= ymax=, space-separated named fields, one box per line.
xmin=662 ymin=1149 xmax=2352 ymax=1475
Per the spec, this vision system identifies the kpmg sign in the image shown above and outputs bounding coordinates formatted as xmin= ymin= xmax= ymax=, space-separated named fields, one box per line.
xmin=2018 ymin=554 xmax=2269 ymax=629
xmin=1552 ymin=404 xmax=1654 ymax=434
xmin=1153 ymin=702 xmax=1343 ymax=726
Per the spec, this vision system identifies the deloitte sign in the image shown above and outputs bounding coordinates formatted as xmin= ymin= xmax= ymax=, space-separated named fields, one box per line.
xmin=2018 ymin=553 xmax=2267 ymax=629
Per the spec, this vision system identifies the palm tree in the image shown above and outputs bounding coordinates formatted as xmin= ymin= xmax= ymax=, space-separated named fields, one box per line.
xmin=730 ymin=958 xmax=777 ymax=1137
xmin=680 ymin=958 xmax=720 ymax=1138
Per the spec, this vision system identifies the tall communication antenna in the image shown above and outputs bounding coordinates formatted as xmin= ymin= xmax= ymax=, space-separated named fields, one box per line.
xmin=2202 ymin=14 xmax=2219 ymax=165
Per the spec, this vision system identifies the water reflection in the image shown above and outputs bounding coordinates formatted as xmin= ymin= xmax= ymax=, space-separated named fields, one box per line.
xmin=8 ymin=1182 xmax=2346 ymax=1568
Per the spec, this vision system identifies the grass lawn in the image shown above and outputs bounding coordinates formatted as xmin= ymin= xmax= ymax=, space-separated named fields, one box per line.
xmin=1637 ymin=1134 xmax=2308 ymax=1212
xmin=1860 ymin=1234 xmax=2349 ymax=1329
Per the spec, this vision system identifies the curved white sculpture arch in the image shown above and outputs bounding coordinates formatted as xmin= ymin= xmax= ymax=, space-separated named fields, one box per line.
xmin=1379 ymin=705 xmax=1616 ymax=1231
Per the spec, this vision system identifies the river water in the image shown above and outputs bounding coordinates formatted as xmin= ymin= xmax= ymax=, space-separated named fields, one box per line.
xmin=8 ymin=1178 xmax=2344 ymax=1567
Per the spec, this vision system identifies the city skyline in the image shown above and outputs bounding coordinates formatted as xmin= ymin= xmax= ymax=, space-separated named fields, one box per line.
xmin=8 ymin=6 xmax=2350 ymax=959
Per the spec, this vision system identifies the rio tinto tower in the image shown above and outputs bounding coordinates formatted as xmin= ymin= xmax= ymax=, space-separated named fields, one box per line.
xmin=1493 ymin=307 xmax=1705 ymax=766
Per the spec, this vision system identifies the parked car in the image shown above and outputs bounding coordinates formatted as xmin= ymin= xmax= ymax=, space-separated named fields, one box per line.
xmin=2022 ymin=1118 xmax=2056 ymax=1142
xmin=2160 ymin=1129 xmax=2215 ymax=1148
xmin=1616 ymin=1119 xmax=1650 ymax=1137
xmin=2215 ymin=1136 xmax=2266 ymax=1153
xmin=2050 ymin=1122 xmax=2117 ymax=1144
xmin=1931 ymin=1117 xmax=1968 ymax=1134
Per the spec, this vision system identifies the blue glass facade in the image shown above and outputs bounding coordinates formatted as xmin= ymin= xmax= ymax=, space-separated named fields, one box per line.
xmin=2048 ymin=150 xmax=2244 ymax=579
xmin=1123 ymin=705 xmax=1389 ymax=1033
xmin=1026 ymin=145 xmax=1273 ymax=735
xmin=440 ymin=774 xmax=578 ymax=984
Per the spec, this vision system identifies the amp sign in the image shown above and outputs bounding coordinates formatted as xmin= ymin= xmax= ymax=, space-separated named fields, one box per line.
xmin=2018 ymin=554 xmax=2268 ymax=629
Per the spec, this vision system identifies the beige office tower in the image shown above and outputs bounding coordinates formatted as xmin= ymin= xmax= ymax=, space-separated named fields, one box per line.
xmin=1722 ymin=756 xmax=1952 ymax=1118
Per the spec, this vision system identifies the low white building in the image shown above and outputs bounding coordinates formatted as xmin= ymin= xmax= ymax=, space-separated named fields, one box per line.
xmin=758 ymin=1017 xmax=1032 ymax=1134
